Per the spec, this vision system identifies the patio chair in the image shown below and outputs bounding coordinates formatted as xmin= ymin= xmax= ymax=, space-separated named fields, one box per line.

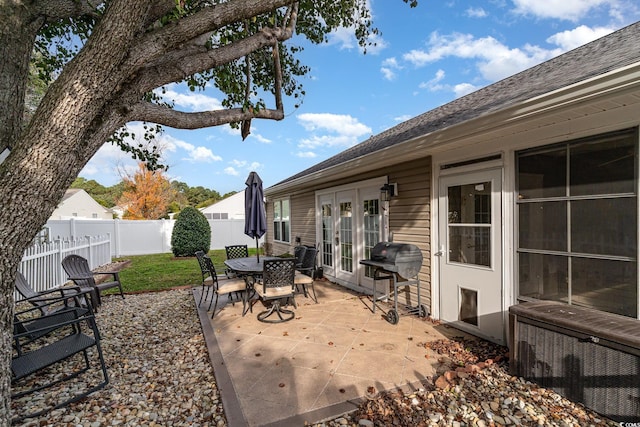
xmin=61 ymin=254 xmax=125 ymax=309
xmin=195 ymin=250 xmax=214 ymax=307
xmin=224 ymin=244 xmax=249 ymax=278
xmin=11 ymin=288 xmax=108 ymax=423
xmin=204 ymin=254 xmax=248 ymax=318
xmin=294 ymin=246 xmax=319 ymax=303
xmin=14 ymin=271 xmax=81 ymax=315
xmin=255 ymin=258 xmax=297 ymax=323
xmin=293 ymin=245 xmax=307 ymax=269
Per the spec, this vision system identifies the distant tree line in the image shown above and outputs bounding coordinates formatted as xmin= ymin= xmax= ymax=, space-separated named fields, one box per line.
xmin=71 ymin=170 xmax=237 ymax=220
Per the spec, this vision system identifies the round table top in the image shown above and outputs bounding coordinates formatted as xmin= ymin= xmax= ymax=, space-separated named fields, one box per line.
xmin=223 ymin=256 xmax=280 ymax=274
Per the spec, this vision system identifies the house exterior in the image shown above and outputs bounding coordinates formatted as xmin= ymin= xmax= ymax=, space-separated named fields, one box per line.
xmin=200 ymin=191 xmax=245 ymax=220
xmin=264 ymin=22 xmax=640 ymax=347
xmin=49 ymin=189 xmax=113 ymax=220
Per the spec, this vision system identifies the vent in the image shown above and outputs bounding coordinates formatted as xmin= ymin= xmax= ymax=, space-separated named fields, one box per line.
xmin=509 ymin=301 xmax=640 ymax=422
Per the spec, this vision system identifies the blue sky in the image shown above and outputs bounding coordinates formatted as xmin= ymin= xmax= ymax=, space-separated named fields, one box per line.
xmin=80 ymin=0 xmax=640 ymax=194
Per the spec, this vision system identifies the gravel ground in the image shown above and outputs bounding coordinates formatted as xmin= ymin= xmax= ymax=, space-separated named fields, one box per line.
xmin=13 ymin=288 xmax=618 ymax=427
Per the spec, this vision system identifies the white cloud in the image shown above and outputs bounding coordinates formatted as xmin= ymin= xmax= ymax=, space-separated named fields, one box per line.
xmin=380 ymin=57 xmax=402 ymax=80
xmin=404 ymin=32 xmax=562 ymax=81
xmin=166 ymin=136 xmax=222 ymax=163
xmin=466 ymin=7 xmax=488 ymax=18
xmin=296 ymin=113 xmax=372 ymax=149
xmin=224 ymin=167 xmax=239 ymax=176
xmin=418 ymin=69 xmax=446 ymax=91
xmin=296 ymin=151 xmax=317 ymax=158
xmin=381 ymin=67 xmax=396 ymax=80
xmin=453 ymin=82 xmax=481 ymax=97
xmin=546 ymin=25 xmax=615 ymax=50
xmin=157 ymin=84 xmax=223 ymax=111
xmin=511 ymin=0 xmax=610 ymax=21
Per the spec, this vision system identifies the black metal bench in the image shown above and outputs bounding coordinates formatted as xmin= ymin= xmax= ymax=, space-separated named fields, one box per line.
xmin=12 ymin=289 xmax=108 ymax=423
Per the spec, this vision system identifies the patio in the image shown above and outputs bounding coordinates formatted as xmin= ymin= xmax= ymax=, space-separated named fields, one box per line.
xmin=196 ymin=278 xmax=469 ymax=426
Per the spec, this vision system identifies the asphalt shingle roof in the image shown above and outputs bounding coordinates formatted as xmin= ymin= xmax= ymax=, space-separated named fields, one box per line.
xmin=272 ymin=21 xmax=640 ymax=188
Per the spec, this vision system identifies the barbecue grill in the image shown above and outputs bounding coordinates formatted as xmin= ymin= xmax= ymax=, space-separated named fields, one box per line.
xmin=360 ymin=242 xmax=428 ymax=324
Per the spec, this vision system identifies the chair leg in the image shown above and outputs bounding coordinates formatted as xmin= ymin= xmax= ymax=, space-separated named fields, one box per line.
xmin=305 ymin=284 xmax=318 ymax=303
xmin=257 ymin=299 xmax=295 ymax=323
xmin=210 ymin=293 xmax=220 ymax=318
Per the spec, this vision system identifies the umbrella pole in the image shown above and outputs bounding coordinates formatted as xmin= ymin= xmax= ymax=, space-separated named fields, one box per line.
xmin=256 ymin=237 xmax=260 ymax=262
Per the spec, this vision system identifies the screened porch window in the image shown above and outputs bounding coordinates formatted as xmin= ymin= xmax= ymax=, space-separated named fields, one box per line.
xmin=273 ymin=199 xmax=290 ymax=243
xmin=516 ymin=128 xmax=638 ymax=318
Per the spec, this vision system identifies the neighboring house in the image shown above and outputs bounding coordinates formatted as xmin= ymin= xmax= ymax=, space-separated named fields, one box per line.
xmin=49 ymin=189 xmax=113 ymax=220
xmin=264 ymin=22 xmax=640 ymax=347
xmin=111 ymin=205 xmax=126 ymax=219
xmin=200 ymin=191 xmax=244 ymax=220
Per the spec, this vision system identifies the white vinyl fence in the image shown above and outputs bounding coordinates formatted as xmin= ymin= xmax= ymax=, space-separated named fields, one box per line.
xmin=18 ymin=235 xmax=112 ymax=296
xmin=45 ymin=218 xmax=262 ymax=256
xmin=17 ymin=218 xmax=262 ymax=298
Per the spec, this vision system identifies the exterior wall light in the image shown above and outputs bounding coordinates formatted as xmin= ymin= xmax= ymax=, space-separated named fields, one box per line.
xmin=380 ymin=183 xmax=397 ymax=202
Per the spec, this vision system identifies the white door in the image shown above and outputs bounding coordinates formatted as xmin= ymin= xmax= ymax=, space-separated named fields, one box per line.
xmin=438 ymin=169 xmax=504 ymax=344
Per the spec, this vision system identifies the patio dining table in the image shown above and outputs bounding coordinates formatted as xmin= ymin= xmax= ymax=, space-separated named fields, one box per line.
xmin=224 ymin=256 xmax=280 ymax=315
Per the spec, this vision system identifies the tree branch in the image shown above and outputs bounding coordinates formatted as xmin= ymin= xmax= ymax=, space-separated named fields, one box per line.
xmin=125 ymin=0 xmax=298 ymax=69
xmin=135 ymin=14 xmax=297 ymax=95
xmin=127 ymin=102 xmax=284 ymax=129
xmin=31 ymin=0 xmax=103 ymax=22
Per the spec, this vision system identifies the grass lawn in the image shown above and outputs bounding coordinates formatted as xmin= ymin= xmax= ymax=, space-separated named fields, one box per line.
xmin=113 ymin=248 xmax=261 ymax=293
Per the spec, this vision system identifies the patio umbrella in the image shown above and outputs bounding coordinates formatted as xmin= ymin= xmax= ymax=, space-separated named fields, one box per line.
xmin=244 ymin=171 xmax=267 ymax=262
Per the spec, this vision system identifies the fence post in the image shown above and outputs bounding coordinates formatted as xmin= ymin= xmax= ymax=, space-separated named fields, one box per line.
xmin=56 ymin=238 xmax=64 ymax=286
xmin=87 ymin=235 xmax=93 ymax=266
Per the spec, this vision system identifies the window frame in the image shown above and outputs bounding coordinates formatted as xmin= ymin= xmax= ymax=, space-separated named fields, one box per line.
xmin=272 ymin=198 xmax=291 ymax=243
xmin=515 ymin=128 xmax=638 ymax=318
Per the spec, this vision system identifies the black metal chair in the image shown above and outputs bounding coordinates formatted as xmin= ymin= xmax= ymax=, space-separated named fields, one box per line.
xmin=14 ymin=271 xmax=81 ymax=315
xmin=61 ymin=254 xmax=125 ymax=309
xmin=294 ymin=246 xmax=319 ymax=303
xmin=224 ymin=245 xmax=249 ymax=278
xmin=11 ymin=289 xmax=108 ymax=423
xmin=293 ymin=245 xmax=307 ymax=269
xmin=202 ymin=254 xmax=248 ymax=318
xmin=255 ymin=258 xmax=297 ymax=323
xmin=194 ymin=250 xmax=215 ymax=307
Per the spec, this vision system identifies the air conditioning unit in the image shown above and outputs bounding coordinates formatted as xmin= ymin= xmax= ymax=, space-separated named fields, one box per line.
xmin=509 ymin=301 xmax=640 ymax=423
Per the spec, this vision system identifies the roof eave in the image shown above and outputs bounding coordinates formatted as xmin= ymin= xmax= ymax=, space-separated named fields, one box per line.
xmin=266 ymin=61 xmax=640 ymax=196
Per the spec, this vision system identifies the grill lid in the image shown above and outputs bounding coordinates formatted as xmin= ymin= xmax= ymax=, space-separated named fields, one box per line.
xmin=361 ymin=242 xmax=423 ymax=278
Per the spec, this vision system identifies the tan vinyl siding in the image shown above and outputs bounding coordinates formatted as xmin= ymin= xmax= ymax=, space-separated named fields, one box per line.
xmin=388 ymin=157 xmax=432 ymax=310
xmin=266 ymin=192 xmax=316 ymax=256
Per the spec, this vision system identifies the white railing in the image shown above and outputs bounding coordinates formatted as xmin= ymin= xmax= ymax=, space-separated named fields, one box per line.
xmin=18 ymin=235 xmax=112 ymax=297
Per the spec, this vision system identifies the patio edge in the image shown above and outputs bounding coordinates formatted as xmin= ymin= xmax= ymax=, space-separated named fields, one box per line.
xmin=194 ymin=287 xmax=249 ymax=427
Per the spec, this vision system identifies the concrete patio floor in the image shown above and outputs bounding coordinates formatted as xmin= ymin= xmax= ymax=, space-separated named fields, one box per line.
xmin=195 ymin=279 xmax=467 ymax=426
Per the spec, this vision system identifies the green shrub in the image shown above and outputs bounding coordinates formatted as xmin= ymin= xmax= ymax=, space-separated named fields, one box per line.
xmin=171 ymin=206 xmax=211 ymax=257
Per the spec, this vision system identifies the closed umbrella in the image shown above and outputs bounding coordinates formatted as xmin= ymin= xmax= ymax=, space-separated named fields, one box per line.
xmin=244 ymin=171 xmax=267 ymax=262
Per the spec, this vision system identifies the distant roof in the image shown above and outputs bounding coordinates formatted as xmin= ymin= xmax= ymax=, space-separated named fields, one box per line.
xmin=61 ymin=188 xmax=83 ymax=202
xmin=271 ymin=21 xmax=640 ymax=188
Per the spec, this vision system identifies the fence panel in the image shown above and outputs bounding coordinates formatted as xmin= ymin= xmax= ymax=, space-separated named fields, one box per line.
xmin=45 ymin=218 xmax=262 ymax=256
xmin=18 ymin=235 xmax=111 ymax=298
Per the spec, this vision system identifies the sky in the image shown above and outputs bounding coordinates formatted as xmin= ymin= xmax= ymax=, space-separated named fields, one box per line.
xmin=80 ymin=0 xmax=640 ymax=195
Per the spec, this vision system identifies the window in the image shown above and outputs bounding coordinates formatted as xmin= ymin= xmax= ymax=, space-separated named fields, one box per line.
xmin=273 ymin=199 xmax=290 ymax=242
xmin=516 ymin=129 xmax=638 ymax=318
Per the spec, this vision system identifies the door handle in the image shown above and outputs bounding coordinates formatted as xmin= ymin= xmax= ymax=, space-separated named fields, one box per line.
xmin=434 ymin=245 xmax=445 ymax=257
